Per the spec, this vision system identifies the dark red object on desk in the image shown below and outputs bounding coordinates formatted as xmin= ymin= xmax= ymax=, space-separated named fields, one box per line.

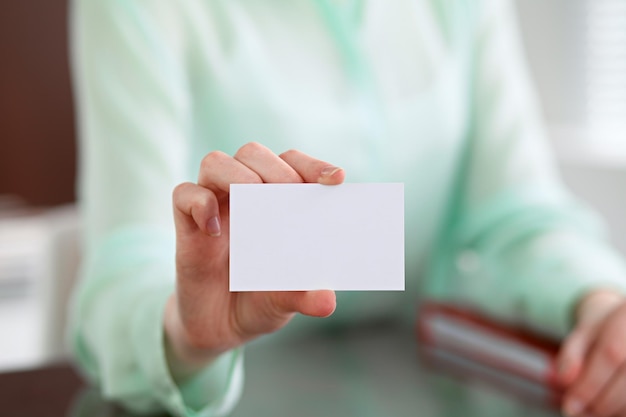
xmin=417 ymin=302 xmax=564 ymax=408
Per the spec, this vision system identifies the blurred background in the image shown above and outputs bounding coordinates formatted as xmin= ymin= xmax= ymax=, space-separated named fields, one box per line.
xmin=0 ymin=0 xmax=624 ymax=372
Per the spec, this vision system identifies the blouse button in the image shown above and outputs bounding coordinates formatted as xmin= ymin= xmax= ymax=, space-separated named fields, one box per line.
xmin=456 ymin=250 xmax=481 ymax=274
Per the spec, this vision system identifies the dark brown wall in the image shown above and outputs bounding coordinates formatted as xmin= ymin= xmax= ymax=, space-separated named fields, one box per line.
xmin=0 ymin=1 xmax=76 ymax=206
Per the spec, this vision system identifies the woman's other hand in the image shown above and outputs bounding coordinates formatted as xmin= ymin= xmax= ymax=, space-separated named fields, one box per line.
xmin=559 ymin=289 xmax=626 ymax=417
xmin=165 ymin=142 xmax=345 ymax=378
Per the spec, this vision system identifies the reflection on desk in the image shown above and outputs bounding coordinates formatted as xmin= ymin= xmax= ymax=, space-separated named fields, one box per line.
xmin=2 ymin=322 xmax=560 ymax=417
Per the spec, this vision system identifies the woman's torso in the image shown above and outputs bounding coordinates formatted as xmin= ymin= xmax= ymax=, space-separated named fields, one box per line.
xmin=176 ymin=0 xmax=474 ymax=323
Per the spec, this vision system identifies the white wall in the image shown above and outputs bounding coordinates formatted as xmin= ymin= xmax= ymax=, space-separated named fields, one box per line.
xmin=560 ymin=164 xmax=626 ymax=255
xmin=515 ymin=0 xmax=587 ymax=126
xmin=514 ymin=0 xmax=626 ymax=255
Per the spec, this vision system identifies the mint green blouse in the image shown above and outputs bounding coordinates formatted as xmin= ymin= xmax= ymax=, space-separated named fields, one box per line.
xmin=69 ymin=0 xmax=626 ymax=416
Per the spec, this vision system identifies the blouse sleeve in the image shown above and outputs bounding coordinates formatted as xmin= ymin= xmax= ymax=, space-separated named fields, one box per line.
xmin=69 ymin=0 xmax=243 ymax=415
xmin=425 ymin=0 xmax=626 ymax=338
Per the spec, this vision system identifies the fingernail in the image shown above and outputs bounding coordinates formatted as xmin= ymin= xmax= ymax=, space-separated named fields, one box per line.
xmin=320 ymin=166 xmax=342 ymax=178
xmin=563 ymin=398 xmax=584 ymax=416
xmin=207 ymin=216 xmax=221 ymax=237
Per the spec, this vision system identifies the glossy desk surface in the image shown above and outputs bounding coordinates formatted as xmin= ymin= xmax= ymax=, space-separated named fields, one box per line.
xmin=0 ymin=322 xmax=560 ymax=417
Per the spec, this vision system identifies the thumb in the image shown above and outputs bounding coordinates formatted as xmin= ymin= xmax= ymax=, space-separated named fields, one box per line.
xmin=271 ymin=290 xmax=337 ymax=318
xmin=557 ymin=325 xmax=595 ymax=386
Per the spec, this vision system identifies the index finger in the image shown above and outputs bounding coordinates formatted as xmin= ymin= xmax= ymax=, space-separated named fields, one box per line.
xmin=197 ymin=151 xmax=263 ymax=194
xmin=279 ymin=149 xmax=345 ymax=185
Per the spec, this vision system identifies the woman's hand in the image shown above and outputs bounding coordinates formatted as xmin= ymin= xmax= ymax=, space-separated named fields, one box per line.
xmin=559 ymin=289 xmax=626 ymax=417
xmin=164 ymin=142 xmax=345 ymax=379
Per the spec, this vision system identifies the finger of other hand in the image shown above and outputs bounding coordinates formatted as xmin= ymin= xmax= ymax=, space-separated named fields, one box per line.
xmin=586 ymin=363 xmax=626 ymax=417
xmin=234 ymin=142 xmax=303 ymax=183
xmin=559 ymin=328 xmax=590 ymax=386
xmin=279 ymin=149 xmax=345 ymax=185
xmin=564 ymin=320 xmax=626 ymax=416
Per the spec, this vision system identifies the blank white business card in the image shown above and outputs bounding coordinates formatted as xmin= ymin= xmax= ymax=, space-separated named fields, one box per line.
xmin=229 ymin=183 xmax=404 ymax=291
